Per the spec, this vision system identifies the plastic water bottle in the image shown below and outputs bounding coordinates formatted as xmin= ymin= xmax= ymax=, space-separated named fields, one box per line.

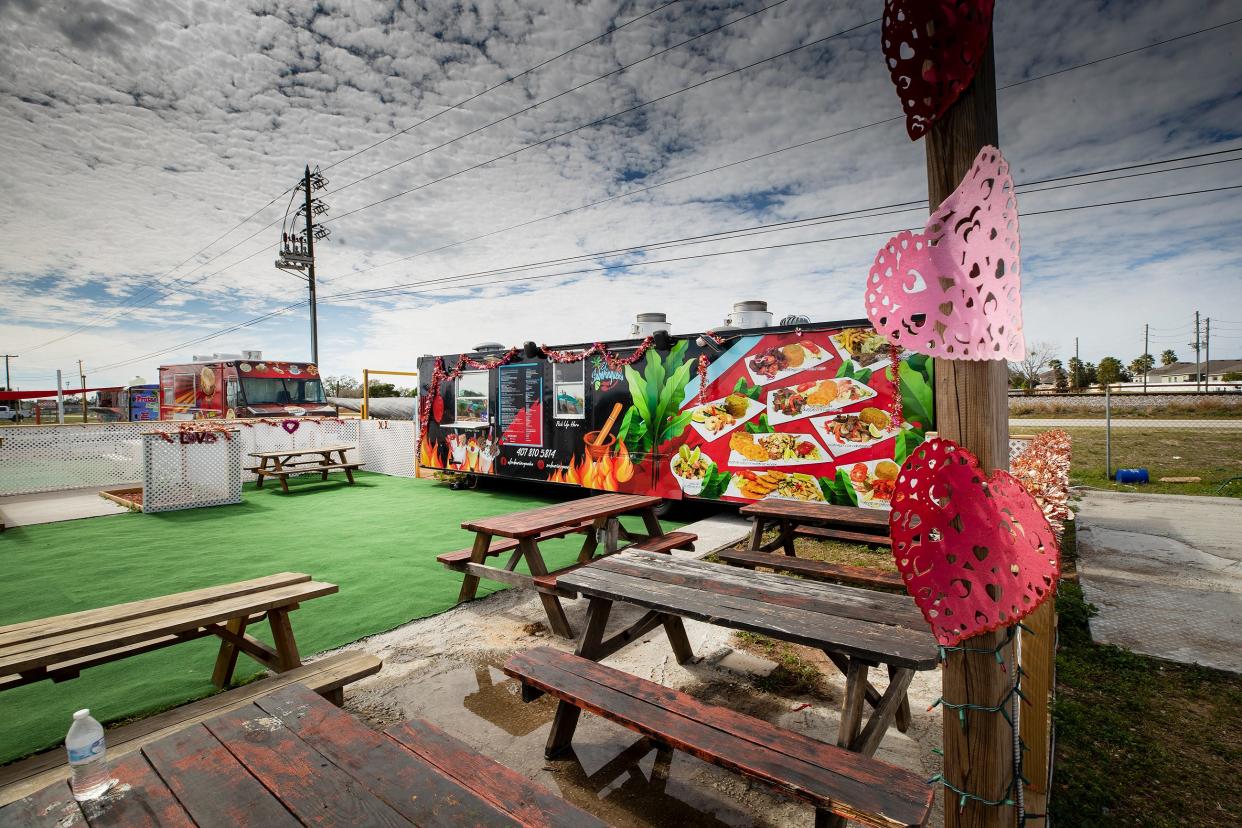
xmin=66 ymin=709 xmax=110 ymax=801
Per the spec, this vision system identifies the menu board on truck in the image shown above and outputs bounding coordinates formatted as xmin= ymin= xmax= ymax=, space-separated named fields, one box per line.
xmin=498 ymin=363 xmax=543 ymax=447
xmin=418 ymin=321 xmax=935 ymax=512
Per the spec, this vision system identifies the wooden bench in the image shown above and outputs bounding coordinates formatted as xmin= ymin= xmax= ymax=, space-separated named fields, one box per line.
xmin=715 ymin=549 xmax=905 ymax=592
xmin=0 ymin=573 xmax=336 ymax=693
xmin=628 ymin=529 xmax=697 ymax=555
xmin=251 ymin=461 xmax=364 ymax=490
xmin=0 ymin=651 xmax=381 ymax=807
xmin=534 ymin=530 xmax=698 ymax=599
xmin=436 ymin=520 xmax=597 ymax=570
xmin=505 ymin=647 xmax=932 ymax=828
xmin=795 ymin=524 xmax=892 ymax=548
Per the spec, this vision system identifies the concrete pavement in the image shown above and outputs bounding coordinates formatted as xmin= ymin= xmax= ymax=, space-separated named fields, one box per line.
xmin=1075 ymin=491 xmax=1242 ymax=673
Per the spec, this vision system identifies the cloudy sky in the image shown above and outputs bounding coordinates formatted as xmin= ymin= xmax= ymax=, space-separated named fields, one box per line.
xmin=1 ymin=0 xmax=1240 ymax=389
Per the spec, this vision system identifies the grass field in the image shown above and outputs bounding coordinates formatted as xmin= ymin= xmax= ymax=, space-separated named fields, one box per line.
xmin=1051 ymin=525 xmax=1242 ymax=826
xmin=1008 ymin=398 xmax=1242 ymax=419
xmin=0 ymin=473 xmax=672 ymax=765
xmin=1023 ymin=426 xmax=1241 ymax=497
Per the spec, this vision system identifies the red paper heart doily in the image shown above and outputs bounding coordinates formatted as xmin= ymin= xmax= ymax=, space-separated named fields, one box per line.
xmin=281 ymin=419 xmax=300 ymax=435
xmin=889 ymin=437 xmax=1059 ymax=646
xmin=864 ymin=145 xmax=1024 ymax=361
xmin=882 ymin=0 xmax=996 ymax=141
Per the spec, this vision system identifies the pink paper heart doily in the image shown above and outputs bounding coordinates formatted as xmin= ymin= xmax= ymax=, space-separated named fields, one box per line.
xmin=864 ymin=145 xmax=1024 ymax=361
xmin=882 ymin=0 xmax=996 ymax=141
xmin=888 ymin=437 xmax=1059 ymax=646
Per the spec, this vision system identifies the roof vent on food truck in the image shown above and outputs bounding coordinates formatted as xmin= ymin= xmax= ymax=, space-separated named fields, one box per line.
xmin=242 ymin=350 xmax=262 ymax=361
xmin=780 ymin=314 xmax=811 ymax=326
xmin=630 ymin=312 xmax=671 ymax=337
xmin=473 ymin=342 xmax=504 ymax=352
xmin=724 ymin=300 xmax=773 ymax=329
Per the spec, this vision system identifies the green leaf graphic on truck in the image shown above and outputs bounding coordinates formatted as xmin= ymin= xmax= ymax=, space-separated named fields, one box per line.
xmin=617 ymin=341 xmax=694 ymax=455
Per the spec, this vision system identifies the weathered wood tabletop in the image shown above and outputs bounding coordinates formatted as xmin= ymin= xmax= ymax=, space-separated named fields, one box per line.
xmin=247 ymin=444 xmax=355 ymax=460
xmin=0 ymin=573 xmax=335 ymax=693
xmin=454 ymin=494 xmax=668 ymax=640
xmin=0 ymin=683 xmax=605 ymax=827
xmin=740 ymin=498 xmax=891 ymax=554
xmin=461 ymin=493 xmax=663 ymax=538
xmin=557 ymin=551 xmax=938 ymax=757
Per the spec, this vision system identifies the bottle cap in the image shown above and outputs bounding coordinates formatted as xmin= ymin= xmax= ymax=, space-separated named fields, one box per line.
xmin=73 ymin=709 xmax=90 ymax=719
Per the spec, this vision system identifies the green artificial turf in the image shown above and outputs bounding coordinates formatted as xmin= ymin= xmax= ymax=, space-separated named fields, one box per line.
xmin=0 ymin=472 xmax=667 ymax=764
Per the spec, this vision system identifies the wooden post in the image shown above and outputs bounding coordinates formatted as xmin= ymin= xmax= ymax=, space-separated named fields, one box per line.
xmin=1019 ymin=599 xmax=1056 ymax=805
xmin=924 ymin=35 xmax=1016 ymax=828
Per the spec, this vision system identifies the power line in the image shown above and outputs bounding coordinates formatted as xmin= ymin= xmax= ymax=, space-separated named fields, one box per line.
xmin=1001 ymin=16 xmax=1242 ymax=90
xmin=30 ymin=12 xmax=1242 ymax=349
xmin=327 ymin=0 xmax=793 ymax=196
xmin=317 ymin=184 xmax=1242 ymax=308
xmin=323 ymin=15 xmax=883 ymax=225
xmin=82 ymin=177 xmax=1242 ymax=374
xmin=321 ymin=0 xmax=688 ymax=173
xmin=15 ymin=3 xmax=819 ymax=350
xmin=327 ymin=147 xmax=1242 ymax=285
xmin=21 ymin=186 xmax=294 ymax=353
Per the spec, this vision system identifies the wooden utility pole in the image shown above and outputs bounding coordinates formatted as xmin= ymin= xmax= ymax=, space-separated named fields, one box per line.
xmin=78 ymin=360 xmax=87 ymax=423
xmin=1 ymin=354 xmax=15 ymax=391
xmin=924 ymin=35 xmax=1015 ymax=828
xmin=303 ymin=165 xmax=319 ymax=366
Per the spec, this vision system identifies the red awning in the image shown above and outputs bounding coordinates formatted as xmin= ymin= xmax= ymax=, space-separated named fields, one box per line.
xmin=0 ymin=387 xmax=123 ymax=402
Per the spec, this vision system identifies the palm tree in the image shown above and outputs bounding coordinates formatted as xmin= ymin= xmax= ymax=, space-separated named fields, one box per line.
xmin=1160 ymin=349 xmax=1178 ymax=366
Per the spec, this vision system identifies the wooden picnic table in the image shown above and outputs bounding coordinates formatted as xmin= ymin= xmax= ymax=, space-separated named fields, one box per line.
xmin=451 ymin=494 xmax=678 ymax=640
xmin=556 ymin=551 xmax=938 ymax=759
xmin=0 ymin=573 xmax=336 ymax=693
xmin=0 ymin=683 xmax=605 ymax=828
xmin=740 ymin=498 xmax=891 ymax=553
xmin=247 ymin=444 xmax=362 ymax=493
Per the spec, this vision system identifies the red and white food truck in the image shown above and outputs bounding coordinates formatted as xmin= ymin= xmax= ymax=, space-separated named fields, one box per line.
xmin=158 ymin=353 xmax=335 ymax=420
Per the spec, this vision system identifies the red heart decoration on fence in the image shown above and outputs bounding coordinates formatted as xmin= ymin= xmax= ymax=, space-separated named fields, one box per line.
xmin=281 ymin=419 xmax=300 ymax=435
xmin=882 ymin=0 xmax=996 ymax=141
xmin=864 ymin=145 xmax=1023 ymax=361
xmin=888 ymin=437 xmax=1059 ymax=646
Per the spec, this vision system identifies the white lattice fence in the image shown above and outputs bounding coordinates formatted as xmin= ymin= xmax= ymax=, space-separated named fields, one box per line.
xmin=355 ymin=420 xmax=416 ymax=478
xmin=0 ymin=422 xmax=173 ymax=495
xmin=0 ymin=418 xmax=416 ymax=496
xmin=234 ymin=419 xmax=360 ymax=480
xmin=142 ymin=431 xmax=243 ymax=513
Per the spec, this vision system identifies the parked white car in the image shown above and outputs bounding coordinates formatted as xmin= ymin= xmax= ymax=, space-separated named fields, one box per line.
xmin=0 ymin=405 xmax=22 ymax=422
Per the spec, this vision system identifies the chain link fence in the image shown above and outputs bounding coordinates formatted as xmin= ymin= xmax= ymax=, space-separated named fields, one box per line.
xmin=1008 ymin=391 xmax=1242 ymax=495
xmin=0 ymin=418 xmax=418 ymax=497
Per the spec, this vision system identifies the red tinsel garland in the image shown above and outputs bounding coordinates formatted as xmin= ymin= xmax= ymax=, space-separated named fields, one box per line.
xmin=156 ymin=422 xmax=236 ymax=444
xmin=889 ymin=346 xmax=904 ymax=428
xmin=697 ymin=354 xmax=711 ymax=405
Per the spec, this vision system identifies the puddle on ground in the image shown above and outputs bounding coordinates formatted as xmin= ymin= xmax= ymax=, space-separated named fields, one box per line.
xmin=348 ymin=649 xmax=809 ymax=826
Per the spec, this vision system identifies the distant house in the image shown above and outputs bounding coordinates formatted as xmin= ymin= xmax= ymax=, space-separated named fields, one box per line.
xmin=1142 ymin=359 xmax=1242 ymax=384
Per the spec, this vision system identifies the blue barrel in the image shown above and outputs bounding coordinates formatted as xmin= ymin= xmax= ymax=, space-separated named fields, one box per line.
xmin=1114 ymin=468 xmax=1149 ymax=484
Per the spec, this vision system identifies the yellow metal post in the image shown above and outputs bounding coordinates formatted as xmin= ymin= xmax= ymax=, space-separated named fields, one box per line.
xmin=362 ymin=369 xmax=369 ymax=420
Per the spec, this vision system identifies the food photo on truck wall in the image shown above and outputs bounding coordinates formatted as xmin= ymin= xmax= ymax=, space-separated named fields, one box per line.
xmin=417 ymin=312 xmax=934 ymax=511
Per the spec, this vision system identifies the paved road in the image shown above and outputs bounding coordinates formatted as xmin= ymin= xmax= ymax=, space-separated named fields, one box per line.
xmin=1010 ymin=418 xmax=1242 ymax=429
xmin=1076 ymin=491 xmax=1242 ymax=673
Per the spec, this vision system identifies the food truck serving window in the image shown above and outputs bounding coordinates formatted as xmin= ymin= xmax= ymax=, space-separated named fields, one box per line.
xmin=453 ymin=371 xmax=489 ymax=425
xmin=240 ymin=378 xmax=325 ymax=404
xmin=553 ymin=355 xmax=585 ymax=419
xmin=172 ymin=373 xmax=197 ymax=406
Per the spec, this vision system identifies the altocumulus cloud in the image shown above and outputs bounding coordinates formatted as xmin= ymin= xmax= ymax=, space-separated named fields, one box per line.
xmin=0 ymin=0 xmax=1239 ymax=384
